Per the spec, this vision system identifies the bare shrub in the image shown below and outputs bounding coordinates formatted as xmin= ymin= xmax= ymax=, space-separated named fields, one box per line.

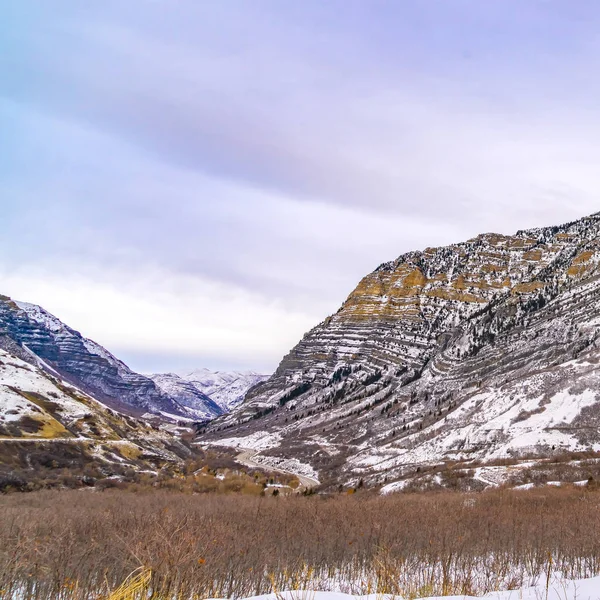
xmin=2 ymin=487 xmax=600 ymax=598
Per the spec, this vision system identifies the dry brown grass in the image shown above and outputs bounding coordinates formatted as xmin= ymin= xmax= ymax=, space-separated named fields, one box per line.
xmin=1 ymin=487 xmax=600 ymax=599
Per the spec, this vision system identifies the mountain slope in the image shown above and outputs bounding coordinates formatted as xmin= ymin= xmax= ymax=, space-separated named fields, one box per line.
xmin=177 ymin=369 xmax=269 ymax=411
xmin=150 ymin=370 xmax=268 ymax=417
xmin=0 ymin=297 xmax=208 ymax=420
xmin=203 ymin=212 xmax=600 ymax=489
xmin=0 ymin=345 xmax=161 ymax=442
xmin=0 ymin=344 xmax=198 ymax=490
xmin=150 ymin=373 xmax=223 ymax=419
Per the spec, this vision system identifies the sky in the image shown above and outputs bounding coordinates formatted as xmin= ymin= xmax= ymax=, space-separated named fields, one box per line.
xmin=3 ymin=1 xmax=600 ymax=374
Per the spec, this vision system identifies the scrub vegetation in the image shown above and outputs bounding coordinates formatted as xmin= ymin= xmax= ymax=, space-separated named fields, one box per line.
xmin=2 ymin=486 xmax=600 ymax=599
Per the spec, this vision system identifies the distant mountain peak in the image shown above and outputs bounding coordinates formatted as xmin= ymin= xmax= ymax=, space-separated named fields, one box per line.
xmin=152 ymin=369 xmax=270 ymax=413
xmin=149 ymin=372 xmax=222 ymax=419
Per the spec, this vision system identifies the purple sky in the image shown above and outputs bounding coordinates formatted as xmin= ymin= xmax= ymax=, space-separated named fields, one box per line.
xmin=3 ymin=1 xmax=600 ymax=373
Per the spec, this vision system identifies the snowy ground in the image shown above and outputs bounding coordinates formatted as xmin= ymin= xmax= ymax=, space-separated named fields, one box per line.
xmin=208 ymin=430 xmax=283 ymax=451
xmin=348 ymin=354 xmax=600 ymax=483
xmin=0 ymin=348 xmax=92 ymax=436
xmin=208 ymin=574 xmax=600 ymax=599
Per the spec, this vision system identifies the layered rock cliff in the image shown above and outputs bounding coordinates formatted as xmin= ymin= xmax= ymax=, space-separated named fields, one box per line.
xmin=204 ymin=212 xmax=600 ymax=489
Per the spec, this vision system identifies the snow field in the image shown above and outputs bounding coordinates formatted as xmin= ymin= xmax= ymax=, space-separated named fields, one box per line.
xmin=207 ymin=573 xmax=600 ymax=600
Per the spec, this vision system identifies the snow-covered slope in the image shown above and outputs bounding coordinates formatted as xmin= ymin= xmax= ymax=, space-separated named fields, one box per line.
xmin=211 ymin=576 xmax=600 ymax=600
xmin=150 ymin=373 xmax=223 ymax=419
xmin=0 ymin=347 xmax=103 ymax=440
xmin=0 ymin=345 xmax=192 ymax=471
xmin=0 ymin=297 xmax=206 ymax=421
xmin=176 ymin=369 xmax=269 ymax=411
xmin=203 ymin=211 xmax=600 ymax=489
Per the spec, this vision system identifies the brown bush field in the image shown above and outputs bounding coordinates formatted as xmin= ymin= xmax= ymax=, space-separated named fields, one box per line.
xmin=2 ymin=486 xmax=600 ymax=599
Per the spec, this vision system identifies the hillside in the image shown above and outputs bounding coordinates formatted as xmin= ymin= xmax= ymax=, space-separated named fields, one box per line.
xmin=0 ymin=344 xmax=199 ymax=491
xmin=0 ymin=297 xmax=215 ymax=421
xmin=203 ymin=211 xmax=600 ymax=490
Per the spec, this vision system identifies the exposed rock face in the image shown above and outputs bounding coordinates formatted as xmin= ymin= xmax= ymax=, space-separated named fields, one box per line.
xmin=262 ymin=222 xmax=594 ymax=389
xmin=205 ymin=212 xmax=600 ymax=488
xmin=0 ymin=298 xmax=202 ymax=419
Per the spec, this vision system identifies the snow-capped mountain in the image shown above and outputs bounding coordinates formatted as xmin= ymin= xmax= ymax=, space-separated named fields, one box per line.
xmin=150 ymin=373 xmax=223 ymax=419
xmin=203 ymin=211 xmax=600 ymax=489
xmin=151 ymin=369 xmax=269 ymax=414
xmin=0 ymin=297 xmax=211 ymax=421
xmin=179 ymin=369 xmax=269 ymax=411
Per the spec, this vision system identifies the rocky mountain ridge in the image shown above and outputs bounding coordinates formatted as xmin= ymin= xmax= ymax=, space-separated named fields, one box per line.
xmin=0 ymin=297 xmax=212 ymax=421
xmin=203 ymin=211 xmax=600 ymax=490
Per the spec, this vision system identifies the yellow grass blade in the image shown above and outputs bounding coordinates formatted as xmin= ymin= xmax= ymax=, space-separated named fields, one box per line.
xmin=106 ymin=568 xmax=152 ymax=600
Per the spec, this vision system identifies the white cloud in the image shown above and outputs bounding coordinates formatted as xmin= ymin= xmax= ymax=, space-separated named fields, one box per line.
xmin=0 ymin=266 xmax=315 ymax=372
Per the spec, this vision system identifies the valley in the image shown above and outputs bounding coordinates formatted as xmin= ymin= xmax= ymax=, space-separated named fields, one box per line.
xmin=6 ymin=212 xmax=600 ymax=494
xmin=8 ymin=2 xmax=600 ymax=597
xmin=5 ymin=212 xmax=600 ymax=599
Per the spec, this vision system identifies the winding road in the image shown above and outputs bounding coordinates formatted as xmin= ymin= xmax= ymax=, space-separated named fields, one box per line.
xmin=236 ymin=448 xmax=319 ymax=491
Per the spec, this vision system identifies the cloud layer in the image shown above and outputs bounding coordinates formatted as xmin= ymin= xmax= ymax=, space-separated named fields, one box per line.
xmin=3 ymin=1 xmax=600 ymax=371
